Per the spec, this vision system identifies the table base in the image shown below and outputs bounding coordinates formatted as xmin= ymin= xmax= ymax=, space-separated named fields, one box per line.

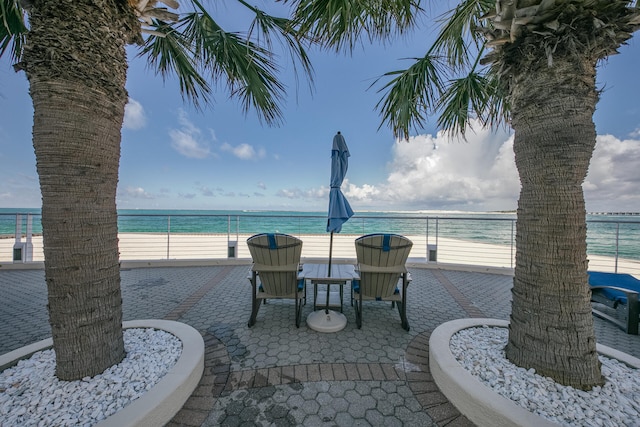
xmin=306 ymin=309 xmax=347 ymax=333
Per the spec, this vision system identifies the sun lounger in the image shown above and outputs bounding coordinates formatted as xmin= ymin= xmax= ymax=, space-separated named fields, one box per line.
xmin=588 ymin=271 xmax=639 ymax=335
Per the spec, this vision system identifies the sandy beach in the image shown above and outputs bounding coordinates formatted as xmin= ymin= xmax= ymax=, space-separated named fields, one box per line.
xmin=1 ymin=232 xmax=638 ymax=277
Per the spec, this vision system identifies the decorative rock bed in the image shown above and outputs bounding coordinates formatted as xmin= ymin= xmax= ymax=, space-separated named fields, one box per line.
xmin=0 ymin=319 xmax=204 ymax=427
xmin=430 ymin=318 xmax=640 ymax=427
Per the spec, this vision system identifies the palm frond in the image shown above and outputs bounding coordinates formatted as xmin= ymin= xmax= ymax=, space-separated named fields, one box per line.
xmin=288 ymin=0 xmax=420 ymax=52
xmin=236 ymin=0 xmax=314 ymax=92
xmin=373 ymin=53 xmax=446 ymax=140
xmin=0 ymin=0 xmax=28 ymax=62
xmin=179 ymin=8 xmax=285 ymax=125
xmin=370 ymin=0 xmax=512 ymax=138
xmin=138 ymin=21 xmax=212 ymax=110
xmin=432 ymin=0 xmax=494 ymax=69
xmin=436 ymin=71 xmax=489 ymax=135
xmin=434 ymin=40 xmax=510 ymax=136
xmin=481 ymin=70 xmax=510 ymax=129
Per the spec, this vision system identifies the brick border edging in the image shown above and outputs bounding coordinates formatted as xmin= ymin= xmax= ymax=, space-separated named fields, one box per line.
xmin=167 ymin=332 xmax=231 ymax=426
xmin=405 ymin=331 xmax=475 ymax=426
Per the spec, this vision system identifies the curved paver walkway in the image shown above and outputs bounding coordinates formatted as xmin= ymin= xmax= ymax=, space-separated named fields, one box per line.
xmin=1 ymin=263 xmax=639 ymax=426
xmin=165 ymin=265 xmax=487 ymax=426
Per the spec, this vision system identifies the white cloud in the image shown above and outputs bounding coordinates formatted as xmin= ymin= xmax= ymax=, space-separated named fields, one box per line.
xmin=198 ymin=186 xmax=215 ymax=197
xmin=221 ymin=142 xmax=266 ymax=160
xmin=277 ymin=186 xmax=328 ymax=200
xmin=257 ymin=182 xmax=267 ymax=190
xmin=344 ymin=181 xmax=380 ymax=200
xmin=120 ymin=186 xmax=154 ymax=199
xmin=123 ymin=98 xmax=147 ymax=130
xmin=337 ymin=124 xmax=640 ymax=212
xmin=272 ymin=121 xmax=640 ymax=212
xmin=170 ymin=129 xmax=211 ymax=159
xmin=277 ymin=188 xmax=304 ymax=199
xmin=273 ymin=123 xmax=520 ymax=211
xmin=584 ymin=134 xmax=640 ymax=212
xmin=169 ymin=111 xmax=211 ymax=159
xmin=344 ymin=123 xmax=519 ymax=211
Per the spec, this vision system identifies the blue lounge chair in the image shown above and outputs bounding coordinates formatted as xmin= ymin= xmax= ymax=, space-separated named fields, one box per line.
xmin=247 ymin=233 xmax=305 ymax=328
xmin=588 ymin=271 xmax=640 ymax=335
xmin=353 ymin=234 xmax=413 ymax=331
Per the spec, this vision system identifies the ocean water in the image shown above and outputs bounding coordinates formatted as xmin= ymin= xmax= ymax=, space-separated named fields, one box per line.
xmin=1 ymin=208 xmax=638 ymax=259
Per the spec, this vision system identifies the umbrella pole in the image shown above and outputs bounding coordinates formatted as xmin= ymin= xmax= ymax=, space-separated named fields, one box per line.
xmin=328 ymin=231 xmax=334 ymax=277
xmin=326 ymin=231 xmax=335 ymax=314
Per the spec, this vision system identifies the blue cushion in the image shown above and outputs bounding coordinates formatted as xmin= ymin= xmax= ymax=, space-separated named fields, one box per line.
xmin=588 ymin=271 xmax=640 ymax=305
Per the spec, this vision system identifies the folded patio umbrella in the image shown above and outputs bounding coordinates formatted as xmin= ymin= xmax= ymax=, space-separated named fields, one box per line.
xmin=327 ymin=131 xmax=354 ymax=277
xmin=307 ymin=132 xmax=353 ymax=333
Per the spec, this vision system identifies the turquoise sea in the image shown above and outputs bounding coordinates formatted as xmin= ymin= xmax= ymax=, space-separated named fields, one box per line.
xmin=1 ymin=208 xmax=639 ymax=259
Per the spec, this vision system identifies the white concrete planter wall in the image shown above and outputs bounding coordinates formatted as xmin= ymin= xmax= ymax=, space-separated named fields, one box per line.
xmin=429 ymin=318 xmax=640 ymax=427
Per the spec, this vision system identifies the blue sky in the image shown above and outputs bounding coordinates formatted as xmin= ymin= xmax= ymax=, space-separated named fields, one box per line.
xmin=1 ymin=2 xmax=639 ymax=213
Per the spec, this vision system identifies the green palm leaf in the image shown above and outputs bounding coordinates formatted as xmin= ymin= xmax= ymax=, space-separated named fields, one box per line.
xmin=138 ymin=0 xmax=317 ymax=125
xmin=139 ymin=21 xmax=212 ymax=111
xmin=0 ymin=0 xmax=27 ymax=62
xmin=179 ymin=9 xmax=285 ymax=124
xmin=372 ymin=0 xmax=504 ymax=137
xmin=289 ymin=0 xmax=420 ymax=52
xmin=373 ymin=53 xmax=446 ymax=140
xmin=237 ymin=0 xmax=314 ymax=92
xmin=436 ymin=71 xmax=489 ymax=134
xmin=432 ymin=0 xmax=493 ymax=69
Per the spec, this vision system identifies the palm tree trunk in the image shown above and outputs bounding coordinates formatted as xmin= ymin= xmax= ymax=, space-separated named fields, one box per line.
xmin=23 ymin=0 xmax=138 ymax=380
xmin=506 ymin=56 xmax=604 ymax=389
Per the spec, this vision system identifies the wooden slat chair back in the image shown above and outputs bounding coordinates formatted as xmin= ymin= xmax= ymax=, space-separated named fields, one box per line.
xmin=247 ymin=233 xmax=304 ymax=327
xmin=353 ymin=233 xmax=413 ymax=330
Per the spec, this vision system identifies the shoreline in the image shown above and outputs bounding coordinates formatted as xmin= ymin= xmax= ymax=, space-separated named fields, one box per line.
xmin=1 ymin=232 xmax=638 ymax=277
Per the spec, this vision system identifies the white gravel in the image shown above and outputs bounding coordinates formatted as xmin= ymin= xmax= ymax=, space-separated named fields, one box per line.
xmin=0 ymin=328 xmax=182 ymax=426
xmin=451 ymin=326 xmax=640 ymax=427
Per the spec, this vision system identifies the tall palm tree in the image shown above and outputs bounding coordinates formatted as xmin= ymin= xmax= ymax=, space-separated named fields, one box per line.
xmin=0 ymin=0 xmax=312 ymax=381
xmin=292 ymin=0 xmax=639 ymax=389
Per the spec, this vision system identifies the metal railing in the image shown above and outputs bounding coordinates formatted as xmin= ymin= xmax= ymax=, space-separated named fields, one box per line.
xmin=1 ymin=212 xmax=638 ymax=276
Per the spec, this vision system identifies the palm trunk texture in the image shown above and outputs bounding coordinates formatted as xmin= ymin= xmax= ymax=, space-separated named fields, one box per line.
xmin=506 ymin=56 xmax=604 ymax=389
xmin=23 ymin=0 xmax=138 ymax=380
